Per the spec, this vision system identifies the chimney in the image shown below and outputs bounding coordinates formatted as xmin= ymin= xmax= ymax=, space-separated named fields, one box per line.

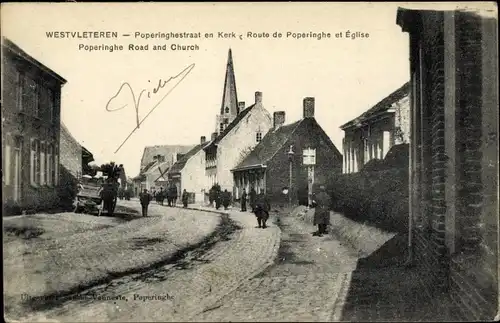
xmin=255 ymin=91 xmax=263 ymax=104
xmin=200 ymin=136 xmax=206 ymax=145
xmin=211 ymin=132 xmax=217 ymax=141
xmin=238 ymin=101 xmax=245 ymax=112
xmin=303 ymin=97 xmax=315 ymax=118
xmin=273 ymin=111 xmax=286 ymax=129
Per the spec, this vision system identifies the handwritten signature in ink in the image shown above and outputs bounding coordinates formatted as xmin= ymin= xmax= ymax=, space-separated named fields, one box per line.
xmin=105 ymin=63 xmax=196 ymax=153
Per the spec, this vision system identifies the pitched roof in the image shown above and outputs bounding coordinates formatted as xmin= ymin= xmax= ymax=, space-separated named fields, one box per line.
xmin=140 ymin=145 xmax=195 ymax=171
xmin=233 ymin=117 xmax=342 ymax=171
xmin=203 ymin=104 xmax=256 ymax=149
xmin=340 ymin=82 xmax=410 ymax=130
xmin=233 ymin=120 xmax=302 ymax=170
xmin=2 ymin=37 xmax=67 ymax=84
xmin=168 ymin=144 xmax=204 ymax=174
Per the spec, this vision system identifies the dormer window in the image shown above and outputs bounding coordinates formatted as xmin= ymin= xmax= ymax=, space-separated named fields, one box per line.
xmin=256 ymin=132 xmax=262 ymax=143
xmin=225 ymin=107 xmax=229 ymax=114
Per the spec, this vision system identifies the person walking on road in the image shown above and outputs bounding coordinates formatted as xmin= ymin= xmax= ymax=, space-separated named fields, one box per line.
xmin=312 ymin=184 xmax=331 ymax=236
xmin=182 ymin=189 xmax=189 ymax=208
xmin=139 ymin=189 xmax=152 ymax=217
xmin=222 ymin=189 xmax=231 ymax=210
xmin=249 ymin=187 xmax=257 ymax=213
xmin=254 ymin=191 xmax=271 ymax=229
xmin=215 ymin=189 xmax=222 ymax=210
xmin=240 ymin=188 xmax=247 ymax=212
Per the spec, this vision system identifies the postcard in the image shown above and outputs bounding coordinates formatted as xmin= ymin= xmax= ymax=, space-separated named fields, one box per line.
xmin=2 ymin=2 xmax=498 ymax=322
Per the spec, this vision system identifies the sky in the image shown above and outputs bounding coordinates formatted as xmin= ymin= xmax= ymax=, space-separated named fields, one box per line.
xmin=2 ymin=2 xmax=415 ymax=177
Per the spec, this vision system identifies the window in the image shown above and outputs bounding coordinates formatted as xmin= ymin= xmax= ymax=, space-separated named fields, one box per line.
xmin=54 ymin=146 xmax=59 ymax=185
xmin=30 ymin=139 xmax=41 ymax=186
xmin=225 ymin=107 xmax=229 ymax=114
xmin=40 ymin=142 xmax=46 ymax=185
xmin=16 ymin=71 xmax=24 ymax=111
xmin=220 ymin=123 xmax=224 ymax=133
xmin=4 ymin=135 xmax=11 ymax=186
xmin=25 ymin=76 xmax=39 ymax=117
xmin=47 ymin=88 xmax=55 ymax=123
xmin=224 ymin=118 xmax=229 ymax=124
xmin=47 ymin=144 xmax=53 ymax=186
xmin=256 ymin=132 xmax=262 ymax=143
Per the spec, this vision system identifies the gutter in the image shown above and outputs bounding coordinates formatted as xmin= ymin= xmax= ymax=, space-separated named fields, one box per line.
xmin=230 ymin=164 xmax=266 ymax=172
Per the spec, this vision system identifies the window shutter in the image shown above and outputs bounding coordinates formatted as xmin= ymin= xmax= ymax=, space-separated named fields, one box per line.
xmin=5 ymin=143 xmax=11 ymax=186
xmin=30 ymin=138 xmax=35 ymax=185
xmin=40 ymin=142 xmax=46 ymax=185
xmin=55 ymin=149 xmax=59 ymax=185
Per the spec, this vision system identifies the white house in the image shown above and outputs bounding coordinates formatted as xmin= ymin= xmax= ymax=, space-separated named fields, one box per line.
xmin=204 ymin=91 xmax=272 ymax=194
xmin=168 ymin=48 xmax=273 ymax=201
xmin=168 ymin=138 xmax=206 ymax=202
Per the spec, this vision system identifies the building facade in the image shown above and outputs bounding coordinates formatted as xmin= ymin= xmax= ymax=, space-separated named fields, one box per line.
xmin=341 ymin=82 xmax=410 ymax=173
xmin=138 ymin=144 xmax=195 ymax=191
xmin=232 ymin=97 xmax=343 ymax=207
xmin=203 ymin=49 xmax=273 ymax=193
xmin=168 ymin=137 xmax=206 ymax=203
xmin=59 ymin=123 xmax=82 ymax=180
xmin=397 ymin=7 xmax=498 ymax=321
xmin=204 ymin=91 xmax=273 ymax=193
xmin=2 ymin=38 xmax=66 ymax=211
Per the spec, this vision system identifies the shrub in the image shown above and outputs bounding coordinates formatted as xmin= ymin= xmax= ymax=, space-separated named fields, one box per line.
xmin=327 ymin=168 xmax=409 ymax=233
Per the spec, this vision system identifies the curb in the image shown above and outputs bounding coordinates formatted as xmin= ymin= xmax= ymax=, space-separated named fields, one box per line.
xmin=297 ymin=208 xmax=396 ymax=257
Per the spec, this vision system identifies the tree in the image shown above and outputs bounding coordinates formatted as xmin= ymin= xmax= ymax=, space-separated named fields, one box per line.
xmin=99 ymin=162 xmax=124 ymax=181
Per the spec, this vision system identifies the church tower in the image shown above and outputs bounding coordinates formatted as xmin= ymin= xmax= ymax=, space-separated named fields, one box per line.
xmin=215 ymin=48 xmax=240 ymax=135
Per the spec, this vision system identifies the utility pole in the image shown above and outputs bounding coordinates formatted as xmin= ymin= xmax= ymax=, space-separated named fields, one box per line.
xmin=287 ymin=145 xmax=294 ymax=210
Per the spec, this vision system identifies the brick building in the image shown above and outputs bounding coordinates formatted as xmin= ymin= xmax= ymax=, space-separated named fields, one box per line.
xmin=59 ymin=123 xmax=82 ymax=180
xmin=232 ymin=97 xmax=343 ymax=207
xmin=2 ymin=37 xmax=66 ymax=211
xmin=397 ymin=7 xmax=498 ymax=320
xmin=340 ymin=82 xmax=410 ymax=173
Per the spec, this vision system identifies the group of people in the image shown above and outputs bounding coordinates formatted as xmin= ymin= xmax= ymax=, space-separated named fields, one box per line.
xmin=138 ymin=186 xmax=190 ymax=217
xmin=239 ymin=187 xmax=270 ymax=229
xmin=139 ymin=182 xmax=331 ymax=236
xmin=240 ymin=184 xmax=331 ymax=235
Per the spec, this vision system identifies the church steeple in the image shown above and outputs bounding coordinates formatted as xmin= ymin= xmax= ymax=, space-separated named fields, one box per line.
xmin=220 ymin=48 xmax=239 ymax=116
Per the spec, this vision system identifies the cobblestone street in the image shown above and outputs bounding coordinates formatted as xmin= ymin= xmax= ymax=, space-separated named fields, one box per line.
xmin=5 ymin=203 xmax=462 ymax=322
xmin=4 ymin=200 xmax=220 ymax=321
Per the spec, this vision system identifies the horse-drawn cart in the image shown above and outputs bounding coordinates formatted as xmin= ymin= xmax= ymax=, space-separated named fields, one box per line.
xmin=74 ymin=176 xmax=119 ymax=216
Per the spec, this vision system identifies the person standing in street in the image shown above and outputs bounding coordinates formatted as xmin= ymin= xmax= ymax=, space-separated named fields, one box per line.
xmin=240 ymin=188 xmax=247 ymax=212
xmin=182 ymin=189 xmax=189 ymax=208
xmin=215 ymin=189 xmax=222 ymax=210
xmin=222 ymin=189 xmax=231 ymax=210
xmin=249 ymin=187 xmax=257 ymax=213
xmin=312 ymin=184 xmax=331 ymax=236
xmin=254 ymin=191 xmax=271 ymax=229
xmin=158 ymin=187 xmax=165 ymax=206
xmin=139 ymin=189 xmax=152 ymax=217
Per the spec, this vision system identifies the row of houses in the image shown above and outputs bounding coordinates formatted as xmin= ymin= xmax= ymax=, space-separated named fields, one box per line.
xmin=2 ymin=37 xmax=95 ymax=212
xmin=132 ymin=8 xmax=499 ymax=320
xmin=135 ymin=47 xmax=412 ymax=205
xmin=134 ymin=49 xmax=343 ymax=205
